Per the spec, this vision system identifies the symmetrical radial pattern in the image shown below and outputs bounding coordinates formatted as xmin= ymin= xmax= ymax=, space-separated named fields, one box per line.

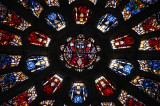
xmin=0 ymin=0 xmax=160 ymax=106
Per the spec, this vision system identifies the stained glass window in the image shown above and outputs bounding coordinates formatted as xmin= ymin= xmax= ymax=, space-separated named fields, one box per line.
xmin=73 ymin=5 xmax=92 ymax=24
xmin=60 ymin=34 xmax=101 ymax=72
xmin=18 ymin=0 xmax=43 ymax=17
xmin=42 ymin=74 xmax=63 ymax=94
xmin=0 ymin=3 xmax=31 ymax=31
xmin=109 ymin=59 xmax=133 ymax=76
xmin=139 ymin=37 xmax=160 ymax=51
xmin=46 ymin=12 xmax=66 ymax=31
xmin=69 ymin=83 xmax=88 ymax=103
xmin=0 ymin=3 xmax=7 ymax=20
xmin=122 ymin=0 xmax=147 ymax=21
xmin=105 ymin=0 xmax=122 ymax=8
xmin=132 ymin=12 xmax=160 ymax=35
xmin=26 ymin=56 xmax=49 ymax=72
xmin=111 ymin=34 xmax=134 ymax=49
xmin=0 ymin=72 xmax=28 ymax=92
xmin=95 ymin=76 xmax=116 ymax=96
xmin=39 ymin=100 xmax=55 ymax=106
xmin=0 ymin=55 xmax=21 ymax=70
xmin=0 ymin=30 xmax=22 ymax=46
xmin=7 ymin=86 xmax=37 ymax=105
xmin=118 ymin=90 xmax=145 ymax=105
xmin=28 ymin=31 xmax=51 ymax=47
xmin=101 ymin=102 xmax=115 ymax=106
xmin=138 ymin=60 xmax=160 ymax=75
xmin=44 ymin=0 xmax=60 ymax=6
xmin=97 ymin=14 xmax=118 ymax=33
xmin=130 ymin=76 xmax=160 ymax=102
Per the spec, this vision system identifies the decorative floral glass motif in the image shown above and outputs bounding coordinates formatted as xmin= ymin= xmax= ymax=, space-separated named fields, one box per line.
xmin=101 ymin=102 xmax=115 ymax=106
xmin=111 ymin=34 xmax=134 ymax=49
xmin=130 ymin=76 xmax=160 ymax=102
xmin=105 ymin=0 xmax=122 ymax=8
xmin=139 ymin=37 xmax=160 ymax=51
xmin=118 ymin=90 xmax=145 ymax=105
xmin=7 ymin=86 xmax=37 ymax=105
xmin=60 ymin=34 xmax=101 ymax=72
xmin=0 ymin=55 xmax=21 ymax=70
xmin=73 ymin=5 xmax=92 ymax=24
xmin=69 ymin=83 xmax=88 ymax=103
xmin=26 ymin=56 xmax=49 ymax=72
xmin=95 ymin=76 xmax=116 ymax=96
xmin=0 ymin=72 xmax=28 ymax=92
xmin=0 ymin=30 xmax=22 ymax=46
xmin=138 ymin=60 xmax=160 ymax=75
xmin=28 ymin=32 xmax=51 ymax=47
xmin=0 ymin=3 xmax=7 ymax=20
xmin=132 ymin=13 xmax=160 ymax=35
xmin=44 ymin=0 xmax=60 ymax=6
xmin=39 ymin=100 xmax=55 ymax=106
xmin=42 ymin=74 xmax=63 ymax=94
xmin=122 ymin=0 xmax=147 ymax=21
xmin=46 ymin=12 xmax=66 ymax=31
xmin=0 ymin=3 xmax=31 ymax=31
xmin=18 ymin=0 xmax=43 ymax=17
xmin=109 ymin=59 xmax=134 ymax=76
xmin=97 ymin=14 xmax=118 ymax=33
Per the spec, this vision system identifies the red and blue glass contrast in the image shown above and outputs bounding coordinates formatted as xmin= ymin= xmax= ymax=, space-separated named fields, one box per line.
xmin=28 ymin=32 xmax=51 ymax=47
xmin=0 ymin=3 xmax=31 ymax=31
xmin=97 ymin=14 xmax=118 ymax=33
xmin=138 ymin=60 xmax=160 ymax=75
xmin=46 ymin=12 xmax=66 ymax=31
xmin=69 ymin=83 xmax=88 ymax=103
xmin=0 ymin=72 xmax=28 ymax=92
xmin=6 ymin=86 xmax=37 ymax=105
xmin=60 ymin=34 xmax=100 ymax=72
xmin=132 ymin=12 xmax=160 ymax=35
xmin=0 ymin=55 xmax=21 ymax=70
xmin=26 ymin=56 xmax=49 ymax=72
xmin=118 ymin=90 xmax=145 ymax=106
xmin=95 ymin=76 xmax=116 ymax=96
xmin=44 ymin=0 xmax=60 ymax=6
xmin=18 ymin=0 xmax=43 ymax=17
xmin=39 ymin=100 xmax=55 ymax=106
xmin=111 ymin=34 xmax=134 ymax=49
xmin=109 ymin=59 xmax=133 ymax=76
xmin=131 ymin=76 xmax=160 ymax=102
xmin=0 ymin=30 xmax=22 ymax=46
xmin=42 ymin=74 xmax=63 ymax=94
xmin=73 ymin=5 xmax=92 ymax=24
xmin=105 ymin=0 xmax=122 ymax=8
xmin=101 ymin=102 xmax=115 ymax=106
xmin=139 ymin=37 xmax=160 ymax=51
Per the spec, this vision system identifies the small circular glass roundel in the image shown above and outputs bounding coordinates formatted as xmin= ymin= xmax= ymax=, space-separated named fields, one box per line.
xmin=60 ymin=34 xmax=101 ymax=72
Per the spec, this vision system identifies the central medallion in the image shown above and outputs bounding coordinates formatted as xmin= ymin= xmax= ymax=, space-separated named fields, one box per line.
xmin=60 ymin=34 xmax=100 ymax=72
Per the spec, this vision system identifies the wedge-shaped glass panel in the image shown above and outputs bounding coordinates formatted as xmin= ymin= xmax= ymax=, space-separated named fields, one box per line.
xmin=109 ymin=59 xmax=134 ymax=76
xmin=26 ymin=56 xmax=49 ymax=72
xmin=138 ymin=60 xmax=160 ymax=75
xmin=0 ymin=72 xmax=28 ymax=92
xmin=18 ymin=0 xmax=43 ymax=17
xmin=130 ymin=76 xmax=160 ymax=102
xmin=46 ymin=12 xmax=65 ymax=31
xmin=111 ymin=34 xmax=134 ymax=49
xmin=0 ymin=55 xmax=21 ymax=70
xmin=118 ymin=90 xmax=145 ymax=105
xmin=95 ymin=76 xmax=116 ymax=96
xmin=28 ymin=31 xmax=51 ymax=47
xmin=97 ymin=14 xmax=118 ymax=33
xmin=0 ymin=30 xmax=22 ymax=46
xmin=69 ymin=83 xmax=88 ymax=103
xmin=42 ymin=74 xmax=63 ymax=94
